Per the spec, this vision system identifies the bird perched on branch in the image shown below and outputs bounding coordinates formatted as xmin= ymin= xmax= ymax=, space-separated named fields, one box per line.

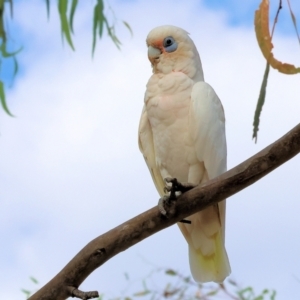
xmin=138 ymin=25 xmax=231 ymax=283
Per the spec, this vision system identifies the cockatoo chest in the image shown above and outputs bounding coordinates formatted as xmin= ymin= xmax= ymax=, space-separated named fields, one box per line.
xmin=145 ymin=72 xmax=196 ymax=181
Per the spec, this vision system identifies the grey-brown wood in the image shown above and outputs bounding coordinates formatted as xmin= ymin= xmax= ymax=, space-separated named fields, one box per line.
xmin=29 ymin=123 xmax=300 ymax=300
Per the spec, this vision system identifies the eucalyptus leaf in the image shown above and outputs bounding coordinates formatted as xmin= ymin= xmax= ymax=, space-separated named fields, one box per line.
xmin=0 ymin=42 xmax=22 ymax=57
xmin=0 ymin=81 xmax=14 ymax=116
xmin=123 ymin=20 xmax=133 ymax=37
xmin=252 ymin=62 xmax=270 ymax=142
xmin=69 ymin=0 xmax=78 ymax=33
xmin=45 ymin=0 xmax=50 ymax=19
xmin=58 ymin=0 xmax=75 ymax=50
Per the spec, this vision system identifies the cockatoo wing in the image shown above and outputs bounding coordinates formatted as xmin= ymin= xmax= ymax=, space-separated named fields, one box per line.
xmin=138 ymin=105 xmax=165 ymax=196
xmin=190 ymin=82 xmax=227 ymax=178
xmin=191 ymin=81 xmax=227 ymax=237
xmin=177 ymin=81 xmax=231 ymax=283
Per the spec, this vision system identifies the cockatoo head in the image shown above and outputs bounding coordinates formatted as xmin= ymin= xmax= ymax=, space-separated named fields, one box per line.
xmin=146 ymin=25 xmax=204 ymax=81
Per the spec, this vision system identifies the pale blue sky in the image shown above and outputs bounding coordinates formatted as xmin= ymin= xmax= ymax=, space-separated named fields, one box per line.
xmin=203 ymin=0 xmax=300 ymax=32
xmin=2 ymin=0 xmax=300 ymax=87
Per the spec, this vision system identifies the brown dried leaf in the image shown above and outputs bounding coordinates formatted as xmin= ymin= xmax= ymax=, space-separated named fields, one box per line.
xmin=255 ymin=0 xmax=300 ymax=74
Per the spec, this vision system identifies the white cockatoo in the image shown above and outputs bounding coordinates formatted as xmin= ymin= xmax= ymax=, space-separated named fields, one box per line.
xmin=138 ymin=25 xmax=231 ymax=283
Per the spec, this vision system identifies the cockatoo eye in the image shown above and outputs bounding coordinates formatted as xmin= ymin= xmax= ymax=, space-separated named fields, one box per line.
xmin=163 ymin=36 xmax=177 ymax=53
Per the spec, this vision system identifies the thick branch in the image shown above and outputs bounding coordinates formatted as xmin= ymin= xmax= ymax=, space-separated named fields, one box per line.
xmin=29 ymin=123 xmax=300 ymax=300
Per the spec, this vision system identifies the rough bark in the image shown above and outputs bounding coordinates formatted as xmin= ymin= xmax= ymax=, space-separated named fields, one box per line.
xmin=29 ymin=123 xmax=300 ymax=300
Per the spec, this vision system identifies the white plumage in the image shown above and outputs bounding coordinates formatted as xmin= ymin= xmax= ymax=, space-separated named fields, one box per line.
xmin=138 ymin=25 xmax=231 ymax=283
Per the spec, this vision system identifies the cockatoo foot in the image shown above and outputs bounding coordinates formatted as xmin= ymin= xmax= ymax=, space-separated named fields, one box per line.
xmin=164 ymin=177 xmax=180 ymax=200
xmin=164 ymin=177 xmax=196 ymax=194
xmin=158 ymin=177 xmax=192 ymax=224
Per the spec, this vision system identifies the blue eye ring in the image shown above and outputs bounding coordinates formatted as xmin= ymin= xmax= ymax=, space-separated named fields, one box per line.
xmin=163 ymin=36 xmax=177 ymax=53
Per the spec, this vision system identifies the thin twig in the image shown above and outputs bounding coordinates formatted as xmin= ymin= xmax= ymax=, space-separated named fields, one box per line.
xmin=271 ymin=0 xmax=282 ymax=38
xmin=67 ymin=287 xmax=99 ymax=299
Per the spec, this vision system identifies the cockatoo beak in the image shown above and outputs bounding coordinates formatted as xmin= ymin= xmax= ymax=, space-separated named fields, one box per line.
xmin=148 ymin=45 xmax=161 ymax=59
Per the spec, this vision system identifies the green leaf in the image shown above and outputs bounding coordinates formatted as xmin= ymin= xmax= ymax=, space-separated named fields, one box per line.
xmin=92 ymin=5 xmax=98 ymax=56
xmin=58 ymin=0 xmax=75 ymax=50
xmin=21 ymin=289 xmax=31 ymax=297
xmin=98 ymin=12 xmax=104 ymax=38
xmin=252 ymin=62 xmax=270 ymax=143
xmin=104 ymin=19 xmax=121 ymax=49
xmin=96 ymin=0 xmax=104 ymax=39
xmin=8 ymin=0 xmax=13 ymax=18
xmin=270 ymin=290 xmax=276 ymax=300
xmin=123 ymin=20 xmax=133 ymax=37
xmin=0 ymin=42 xmax=22 ymax=57
xmin=228 ymin=278 xmax=238 ymax=286
xmin=12 ymin=56 xmax=19 ymax=76
xmin=69 ymin=0 xmax=78 ymax=33
xmin=30 ymin=276 xmax=39 ymax=284
xmin=133 ymin=290 xmax=151 ymax=297
xmin=238 ymin=286 xmax=254 ymax=299
xmin=0 ymin=81 xmax=14 ymax=116
xmin=0 ymin=2 xmax=6 ymax=42
xmin=92 ymin=0 xmax=105 ymax=56
xmin=45 ymin=0 xmax=50 ymax=19
xmin=96 ymin=294 xmax=104 ymax=300
xmin=142 ymin=279 xmax=148 ymax=291
xmin=165 ymin=269 xmax=177 ymax=276
xmin=91 ymin=0 xmax=131 ymax=55
xmin=206 ymin=289 xmax=219 ymax=296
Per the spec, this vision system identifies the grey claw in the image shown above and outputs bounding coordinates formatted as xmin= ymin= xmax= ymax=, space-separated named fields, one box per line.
xmin=159 ymin=177 xmax=193 ymax=224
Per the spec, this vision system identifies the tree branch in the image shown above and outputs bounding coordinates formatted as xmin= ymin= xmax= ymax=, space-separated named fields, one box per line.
xmin=29 ymin=123 xmax=300 ymax=300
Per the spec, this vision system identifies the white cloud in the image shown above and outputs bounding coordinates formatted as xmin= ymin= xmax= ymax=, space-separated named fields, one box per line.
xmin=0 ymin=0 xmax=299 ymax=299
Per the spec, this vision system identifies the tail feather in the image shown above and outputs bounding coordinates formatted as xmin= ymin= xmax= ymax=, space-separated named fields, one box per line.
xmin=188 ymin=230 xmax=231 ymax=283
xmin=177 ymin=203 xmax=231 ymax=283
